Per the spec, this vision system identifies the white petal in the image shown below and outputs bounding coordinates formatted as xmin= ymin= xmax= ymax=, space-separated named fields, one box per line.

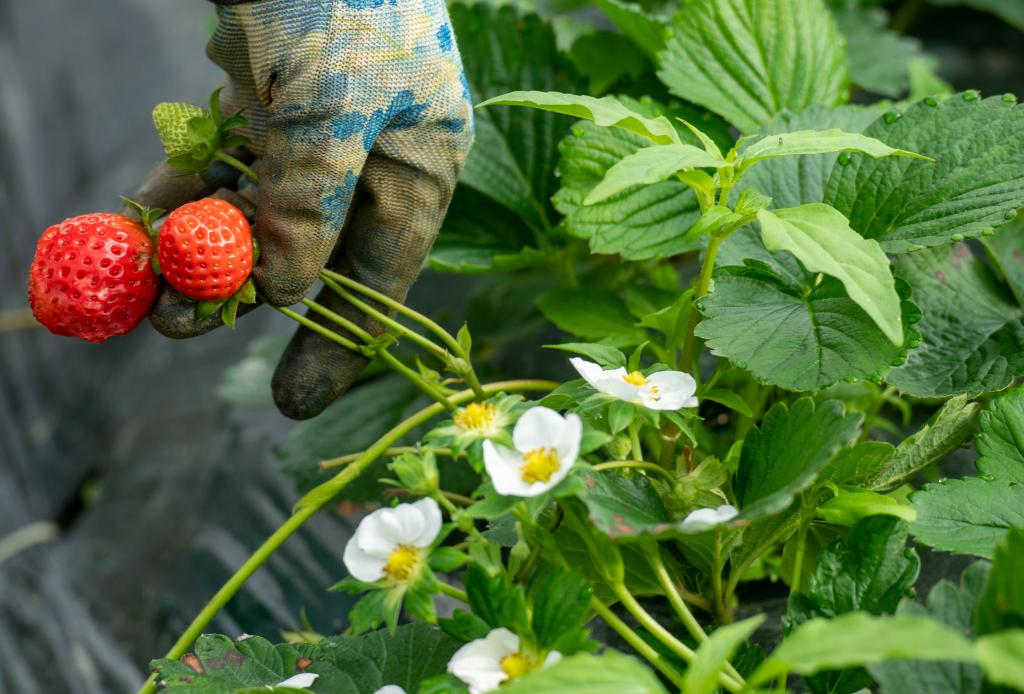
xmin=373 ymin=687 xmax=406 ymax=694
xmin=448 ymin=628 xmax=519 ymax=694
xmin=410 ymin=497 xmax=442 ymax=548
xmin=275 ymin=672 xmax=318 ymax=689
xmin=543 ymin=651 xmax=563 ymax=668
xmin=681 ymin=504 xmax=739 ymax=531
xmin=343 ymin=537 xmax=388 ymax=582
xmin=512 ymin=406 xmax=570 ymax=451
xmin=353 ymin=510 xmax=403 ymax=557
xmin=569 ymin=357 xmax=606 ymax=389
xmin=593 ymin=377 xmax=644 ymax=402
xmin=683 ymin=394 xmax=700 ymax=408
xmin=642 ymin=371 xmax=698 ymax=410
xmin=378 ymin=504 xmax=427 ymax=545
xmin=483 ymin=441 xmax=540 ymax=497
xmin=555 ymin=413 xmax=582 ymax=467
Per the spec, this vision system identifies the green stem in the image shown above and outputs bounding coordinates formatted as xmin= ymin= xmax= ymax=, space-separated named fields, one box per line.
xmin=287 ymin=299 xmax=456 ymax=411
xmin=649 ymin=546 xmax=745 ymax=685
xmin=591 ymin=461 xmax=674 ymax=482
xmin=321 ymin=447 xmax=459 ymax=471
xmin=271 ymin=304 xmax=367 ymax=355
xmin=790 ymin=518 xmax=810 ymax=596
xmin=214 ymin=150 xmax=259 ymax=183
xmin=712 ymin=531 xmax=730 ymax=625
xmin=680 ymin=232 xmax=726 ymax=372
xmin=0 ymin=522 xmax=59 ymax=566
xmin=320 ymin=270 xmax=486 ymax=400
xmin=436 ymin=581 xmax=468 ymax=603
xmin=321 ymin=276 xmax=449 ymax=363
xmin=628 ymin=421 xmax=643 ymax=462
xmin=613 ymin=583 xmax=743 ymax=693
xmin=589 ymin=598 xmax=686 ymax=689
xmin=135 ymin=379 xmax=557 ymax=694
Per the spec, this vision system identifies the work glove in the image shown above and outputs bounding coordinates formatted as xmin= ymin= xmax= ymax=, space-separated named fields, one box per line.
xmin=130 ymin=0 xmax=474 ymax=419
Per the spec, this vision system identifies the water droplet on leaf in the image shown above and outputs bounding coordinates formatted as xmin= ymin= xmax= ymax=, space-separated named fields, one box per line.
xmin=883 ymin=111 xmax=901 ymax=124
xmin=1003 ymin=93 xmax=1017 ymax=104
xmin=837 ymin=153 xmax=851 ymax=166
xmin=963 ymin=90 xmax=980 ymax=101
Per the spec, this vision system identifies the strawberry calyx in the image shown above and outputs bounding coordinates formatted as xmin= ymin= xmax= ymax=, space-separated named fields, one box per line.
xmin=194 ymin=277 xmax=258 ymax=328
xmin=120 ymin=197 xmax=166 ymax=274
xmin=153 ymin=87 xmax=256 ymax=182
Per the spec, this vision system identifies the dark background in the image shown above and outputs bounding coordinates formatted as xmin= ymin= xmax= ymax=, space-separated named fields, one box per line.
xmin=1 ymin=1 xmax=1022 ymax=692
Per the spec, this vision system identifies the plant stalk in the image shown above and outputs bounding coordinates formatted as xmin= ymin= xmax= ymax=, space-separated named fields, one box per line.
xmin=680 ymin=232 xmax=726 ymax=372
xmin=589 ymin=598 xmax=686 ymax=689
xmin=214 ymin=150 xmax=259 ymax=183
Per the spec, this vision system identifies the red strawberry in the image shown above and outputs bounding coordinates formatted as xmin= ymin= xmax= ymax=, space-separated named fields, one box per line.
xmin=158 ymin=198 xmax=253 ymax=302
xmin=28 ymin=213 xmax=159 ymax=343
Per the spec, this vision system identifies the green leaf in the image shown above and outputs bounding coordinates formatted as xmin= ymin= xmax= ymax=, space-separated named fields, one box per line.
xmin=151 ymin=635 xmax=295 ymax=692
xmin=658 ymin=0 xmax=848 ymax=133
xmin=911 ymin=477 xmax=1024 ymax=559
xmin=751 ymin=613 xmax=977 ymax=686
xmin=546 ymin=343 xmax=626 ymax=369
xmin=536 ymin=289 xmax=647 ymax=346
xmin=869 ymin=562 xmax=988 ymax=694
xmin=737 ymin=104 xmax=886 ymax=209
xmin=887 ymin=244 xmax=1024 ymax=398
xmin=683 ymin=616 xmax=764 ymax=694
xmin=529 ymin=568 xmax=592 ymax=651
xmin=976 ymin=630 xmax=1024 ymax=690
xmin=739 ymin=129 xmax=927 ymax=171
xmin=585 ymin=144 xmax=725 ymax=205
xmin=928 ymin=0 xmax=1024 ymax=32
xmin=570 ymin=32 xmax=648 ymax=96
xmin=594 ymin=0 xmax=667 ymax=61
xmin=464 ymin=564 xmax=530 ymax=635
xmin=554 ymin=118 xmax=701 ymax=259
xmin=431 ymin=187 xmax=544 ymax=274
xmin=453 ymin=4 xmax=581 ymax=229
xmin=498 ymin=651 xmax=668 ymax=694
xmin=758 ymin=204 xmax=904 ymax=345
xmin=478 ymin=91 xmax=682 ymax=145
xmin=825 ymin=93 xmax=1024 ymax=253
xmin=982 ymin=217 xmax=1024 ymax=306
xmin=836 ymin=8 xmax=925 ymax=97
xmin=787 ymin=517 xmax=919 ymax=626
xmin=975 ymin=528 xmax=1024 ymax=635
xmin=700 ymin=389 xmax=752 ymax=418
xmin=816 ymin=488 xmax=917 ymax=526
xmin=735 ymin=398 xmax=861 ymax=519
xmin=576 ymin=470 xmax=732 ymax=540
xmin=696 ymin=248 xmax=916 ymax=392
xmin=976 ymin=383 xmax=1024 ymax=484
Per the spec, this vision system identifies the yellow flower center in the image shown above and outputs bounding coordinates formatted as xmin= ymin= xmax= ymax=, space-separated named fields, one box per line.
xmin=520 ymin=447 xmax=561 ymax=484
xmin=499 ymin=653 xmax=534 ymax=680
xmin=454 ymin=402 xmax=497 ymax=432
xmin=383 ymin=544 xmax=421 ymax=582
xmin=622 ymin=370 xmax=649 ymax=386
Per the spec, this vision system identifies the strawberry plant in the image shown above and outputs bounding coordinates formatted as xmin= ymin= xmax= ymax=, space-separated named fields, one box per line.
xmin=21 ymin=0 xmax=1024 ymax=693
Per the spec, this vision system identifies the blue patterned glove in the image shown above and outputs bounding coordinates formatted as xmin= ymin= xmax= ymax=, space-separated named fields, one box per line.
xmin=138 ymin=0 xmax=473 ymax=419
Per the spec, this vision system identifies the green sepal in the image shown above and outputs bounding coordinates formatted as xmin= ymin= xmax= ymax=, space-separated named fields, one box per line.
xmin=119 ymin=196 xmax=165 ymax=240
xmin=252 ymin=236 xmax=262 ymax=264
xmin=235 ymin=279 xmax=257 ymax=304
xmin=196 ymin=300 xmax=224 ymax=320
xmin=221 ymin=296 xmax=240 ymax=328
xmin=151 ymin=254 xmax=161 ymax=275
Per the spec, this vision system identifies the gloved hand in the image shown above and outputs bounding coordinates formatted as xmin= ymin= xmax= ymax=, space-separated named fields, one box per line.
xmin=130 ymin=0 xmax=473 ymax=419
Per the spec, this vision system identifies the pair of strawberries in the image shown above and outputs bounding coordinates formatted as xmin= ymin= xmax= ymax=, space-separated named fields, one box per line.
xmin=28 ymin=198 xmax=253 ymax=342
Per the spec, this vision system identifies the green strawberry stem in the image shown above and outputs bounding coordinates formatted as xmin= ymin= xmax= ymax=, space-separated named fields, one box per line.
xmin=133 ymin=379 xmax=558 ymax=694
xmin=320 ymin=269 xmax=487 ymax=400
xmin=214 ymin=150 xmax=259 ymax=183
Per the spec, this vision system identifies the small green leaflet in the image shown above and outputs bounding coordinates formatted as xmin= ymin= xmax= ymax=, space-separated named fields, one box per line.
xmin=683 ymin=616 xmax=764 ymax=694
xmin=758 ymin=204 xmax=903 ymax=345
xmin=594 ymin=0 xmax=667 ymax=61
xmin=738 ymin=129 xmax=928 ymax=171
xmin=975 ymin=382 xmax=1024 ymax=485
xmin=735 ymin=398 xmax=861 ymax=520
xmin=836 ymin=7 xmax=925 ymax=98
xmin=887 ymin=244 xmax=1024 ymax=398
xmin=584 ymin=144 xmax=725 ymax=205
xmin=751 ymin=613 xmax=977 ymax=686
xmin=975 ymin=528 xmax=1024 ymax=634
xmin=658 ymin=0 xmax=848 ymax=133
xmin=477 ymin=91 xmax=682 ymax=145
xmin=498 ymin=651 xmax=668 ymax=694
xmin=911 ymin=478 xmax=1024 ymax=559
xmin=975 ymin=631 xmax=1024 ymax=690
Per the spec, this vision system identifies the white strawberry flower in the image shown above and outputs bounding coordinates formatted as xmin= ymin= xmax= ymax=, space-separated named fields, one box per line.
xmin=680 ymin=504 xmax=739 ymax=531
xmin=447 ymin=627 xmax=562 ymax=693
xmin=342 ymin=498 xmax=442 ymax=584
xmin=482 ymin=407 xmax=581 ymax=497
xmin=570 ymin=357 xmax=699 ymax=411
xmin=271 ymin=672 xmax=318 ymax=689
